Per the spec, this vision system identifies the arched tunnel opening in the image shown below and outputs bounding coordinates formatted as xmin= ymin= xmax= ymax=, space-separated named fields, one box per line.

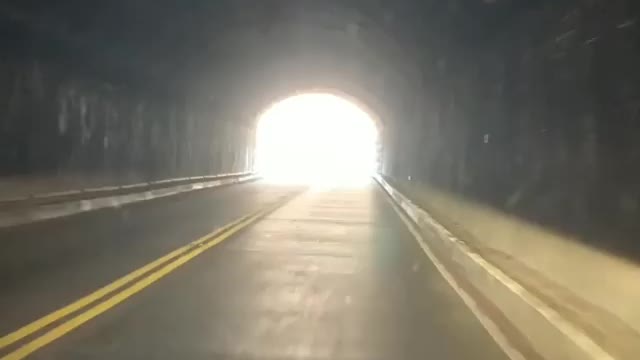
xmin=1 ymin=1 xmax=640 ymax=359
xmin=255 ymin=92 xmax=379 ymax=185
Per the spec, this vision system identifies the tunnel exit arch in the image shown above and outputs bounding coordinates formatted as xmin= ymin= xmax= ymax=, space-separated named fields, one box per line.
xmin=252 ymin=88 xmax=385 ymax=132
xmin=253 ymin=90 xmax=382 ymax=185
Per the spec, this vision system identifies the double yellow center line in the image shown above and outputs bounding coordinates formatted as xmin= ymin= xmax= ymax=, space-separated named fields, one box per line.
xmin=0 ymin=193 xmax=297 ymax=360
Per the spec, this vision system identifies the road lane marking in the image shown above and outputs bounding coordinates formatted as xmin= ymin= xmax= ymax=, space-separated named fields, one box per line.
xmin=381 ymin=191 xmax=526 ymax=360
xmin=0 ymin=215 xmax=247 ymax=349
xmin=0 ymin=193 xmax=296 ymax=358
xmin=1 ymin=201 xmax=278 ymax=360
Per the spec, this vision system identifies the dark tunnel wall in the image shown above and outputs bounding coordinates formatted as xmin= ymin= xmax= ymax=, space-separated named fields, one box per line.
xmin=383 ymin=1 xmax=640 ymax=260
xmin=0 ymin=59 xmax=252 ymax=180
xmin=0 ymin=2 xmax=253 ymax=181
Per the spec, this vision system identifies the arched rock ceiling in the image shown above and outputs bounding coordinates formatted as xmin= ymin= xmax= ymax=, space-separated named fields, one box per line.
xmin=1 ymin=0 xmax=529 ymax=127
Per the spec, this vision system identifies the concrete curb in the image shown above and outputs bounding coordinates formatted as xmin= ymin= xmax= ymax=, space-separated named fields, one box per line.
xmin=375 ymin=174 xmax=615 ymax=360
xmin=0 ymin=173 xmax=250 ymax=206
xmin=0 ymin=173 xmax=257 ymax=228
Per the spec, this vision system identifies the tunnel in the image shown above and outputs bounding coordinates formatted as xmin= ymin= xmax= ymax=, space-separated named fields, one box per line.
xmin=1 ymin=1 xmax=640 ymax=359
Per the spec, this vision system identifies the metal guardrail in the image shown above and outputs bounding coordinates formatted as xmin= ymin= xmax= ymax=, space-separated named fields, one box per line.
xmin=0 ymin=172 xmax=254 ymax=208
xmin=0 ymin=172 xmax=258 ymax=228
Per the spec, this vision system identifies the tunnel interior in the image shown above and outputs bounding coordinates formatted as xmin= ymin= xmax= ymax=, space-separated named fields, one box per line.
xmin=2 ymin=1 xmax=640 ymax=251
xmin=3 ymin=0 xmax=640 ymax=340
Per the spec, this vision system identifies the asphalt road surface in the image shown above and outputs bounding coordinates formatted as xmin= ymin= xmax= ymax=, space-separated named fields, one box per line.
xmin=0 ymin=181 xmax=509 ymax=360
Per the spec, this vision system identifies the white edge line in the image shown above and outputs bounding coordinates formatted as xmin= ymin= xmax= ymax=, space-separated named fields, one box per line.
xmin=376 ymin=175 xmax=616 ymax=360
xmin=82 ymin=186 xmax=120 ymax=193
xmin=382 ymin=191 xmax=527 ymax=360
xmin=33 ymin=190 xmax=83 ymax=199
xmin=417 ymin=208 xmax=615 ymax=360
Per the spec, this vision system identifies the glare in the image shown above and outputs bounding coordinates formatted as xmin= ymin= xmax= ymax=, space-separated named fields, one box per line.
xmin=256 ymin=93 xmax=378 ymax=186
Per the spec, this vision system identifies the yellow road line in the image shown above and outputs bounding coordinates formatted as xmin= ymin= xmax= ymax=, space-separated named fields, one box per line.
xmin=0 ymin=216 xmax=246 ymax=350
xmin=0 ymin=194 xmax=294 ymax=358
xmin=1 ymin=203 xmax=275 ymax=360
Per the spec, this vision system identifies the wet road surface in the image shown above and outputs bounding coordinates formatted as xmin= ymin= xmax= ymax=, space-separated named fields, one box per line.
xmin=1 ymin=181 xmax=509 ymax=359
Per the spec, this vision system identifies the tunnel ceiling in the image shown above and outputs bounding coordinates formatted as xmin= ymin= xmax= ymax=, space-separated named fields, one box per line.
xmin=1 ymin=0 xmax=532 ymax=125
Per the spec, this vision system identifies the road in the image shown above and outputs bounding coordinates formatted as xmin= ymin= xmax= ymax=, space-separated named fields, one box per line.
xmin=0 ymin=181 xmax=509 ymax=359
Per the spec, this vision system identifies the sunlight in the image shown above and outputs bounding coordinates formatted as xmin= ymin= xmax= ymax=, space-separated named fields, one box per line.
xmin=255 ymin=93 xmax=378 ymax=186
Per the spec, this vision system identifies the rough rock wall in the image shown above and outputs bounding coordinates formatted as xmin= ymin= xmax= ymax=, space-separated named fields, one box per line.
xmin=384 ymin=0 xmax=640 ymax=261
xmin=0 ymin=58 xmax=252 ymax=181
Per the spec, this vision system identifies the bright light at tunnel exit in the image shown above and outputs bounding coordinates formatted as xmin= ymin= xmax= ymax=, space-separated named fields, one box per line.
xmin=256 ymin=93 xmax=378 ymax=186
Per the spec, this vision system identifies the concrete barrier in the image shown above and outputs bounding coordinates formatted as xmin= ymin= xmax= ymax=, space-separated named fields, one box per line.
xmin=0 ymin=173 xmax=257 ymax=228
xmin=0 ymin=172 xmax=253 ymax=206
xmin=375 ymin=174 xmax=619 ymax=360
